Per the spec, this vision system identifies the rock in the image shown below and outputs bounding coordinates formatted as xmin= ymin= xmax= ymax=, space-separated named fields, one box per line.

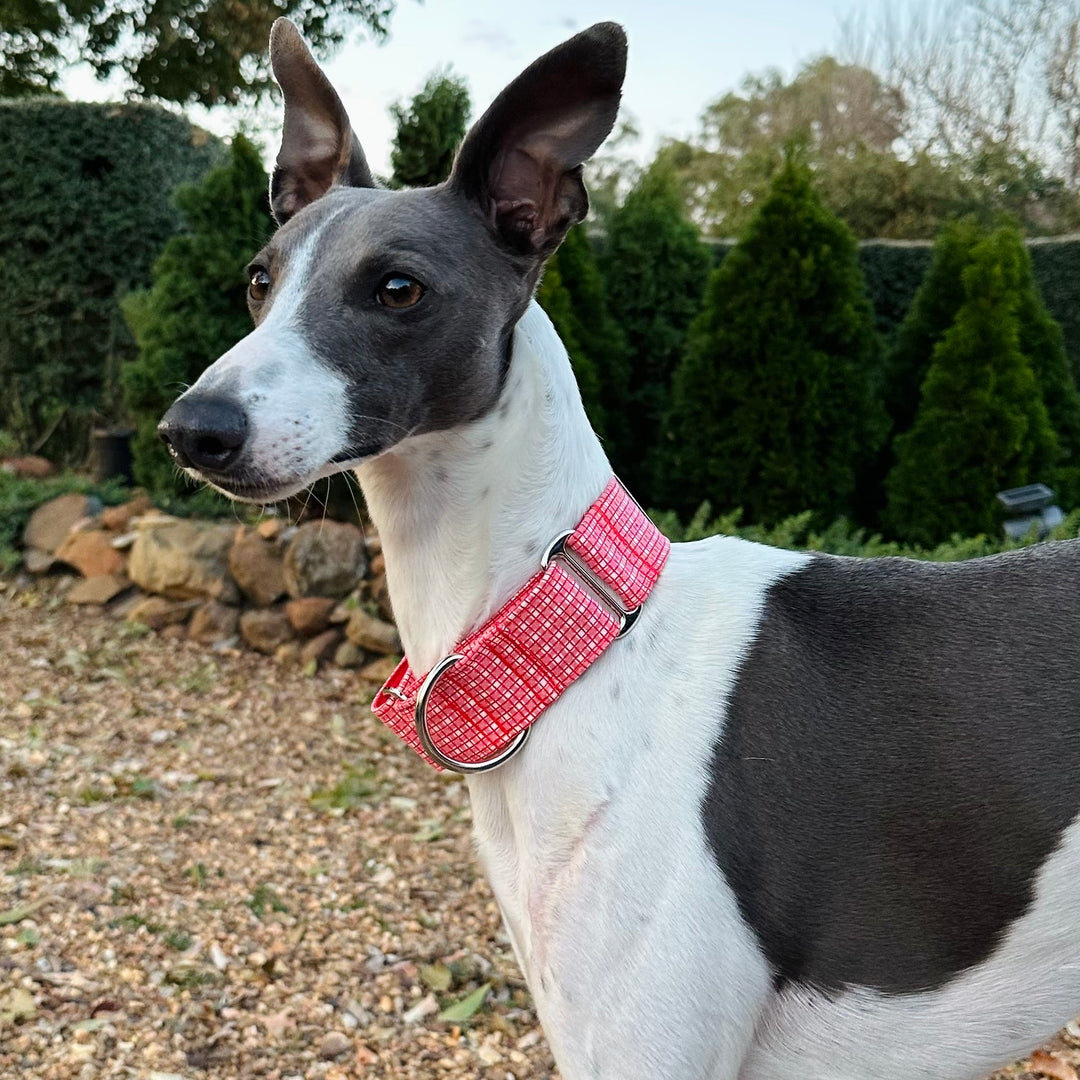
xmin=54 ymin=529 xmax=126 ymax=578
xmin=23 ymin=548 xmax=54 ymax=574
xmin=228 ymin=529 xmax=287 ymax=607
xmin=300 ymin=629 xmax=341 ymax=666
xmin=283 ymin=521 xmax=367 ymax=599
xmin=67 ymin=574 xmax=130 ymax=605
xmin=333 ymin=640 xmax=367 ymax=669
xmin=369 ymin=573 xmax=394 ymax=622
xmin=1 ymin=454 xmax=54 ymax=479
xmin=188 ymin=601 xmax=239 ymax=645
xmin=329 ymin=595 xmax=358 ymax=624
xmin=128 ymin=517 xmax=237 ymax=601
xmin=285 ymin=597 xmax=336 ymax=636
xmin=23 ymin=493 xmax=92 ymax=553
xmin=358 ymin=655 xmax=400 ymax=683
xmin=99 ymin=495 xmax=154 ymax=532
xmin=127 ymin=596 xmax=199 ymax=630
xmin=239 ymin=608 xmax=294 ymax=654
xmin=345 ymin=607 xmax=401 ymax=655
xmin=275 ymin=642 xmax=301 ymax=664
xmin=318 ymin=1031 xmax=352 ymax=1061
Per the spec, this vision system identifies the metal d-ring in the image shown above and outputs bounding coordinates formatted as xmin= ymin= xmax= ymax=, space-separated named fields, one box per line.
xmin=540 ymin=532 xmax=641 ymax=637
xmin=414 ymin=654 xmax=531 ymax=773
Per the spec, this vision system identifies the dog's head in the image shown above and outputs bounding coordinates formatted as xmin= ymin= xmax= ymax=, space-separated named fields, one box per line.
xmin=158 ymin=19 xmax=626 ymax=502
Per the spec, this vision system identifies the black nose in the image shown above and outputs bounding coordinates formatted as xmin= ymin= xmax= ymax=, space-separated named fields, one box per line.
xmin=158 ymin=395 xmax=249 ymax=472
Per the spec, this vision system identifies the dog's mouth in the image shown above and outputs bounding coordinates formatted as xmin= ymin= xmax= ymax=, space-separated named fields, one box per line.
xmin=183 ymin=442 xmax=386 ymax=505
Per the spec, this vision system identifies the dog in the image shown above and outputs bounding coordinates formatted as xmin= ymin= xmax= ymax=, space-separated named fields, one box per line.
xmin=157 ymin=20 xmax=1080 ymax=1080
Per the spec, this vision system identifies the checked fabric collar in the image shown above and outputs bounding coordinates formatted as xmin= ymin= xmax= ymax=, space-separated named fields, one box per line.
xmin=371 ymin=477 xmax=670 ymax=773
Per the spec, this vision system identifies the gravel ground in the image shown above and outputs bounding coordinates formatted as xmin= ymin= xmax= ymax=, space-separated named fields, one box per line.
xmin=1 ymin=574 xmax=1078 ymax=1080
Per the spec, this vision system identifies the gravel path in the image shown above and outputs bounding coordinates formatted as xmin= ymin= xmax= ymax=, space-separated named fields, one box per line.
xmin=2 ymin=575 xmax=1077 ymax=1079
xmin=1 ymin=577 xmax=554 ymax=1079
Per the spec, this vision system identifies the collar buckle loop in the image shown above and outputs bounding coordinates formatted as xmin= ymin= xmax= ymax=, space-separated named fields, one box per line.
xmin=540 ymin=532 xmax=641 ymax=637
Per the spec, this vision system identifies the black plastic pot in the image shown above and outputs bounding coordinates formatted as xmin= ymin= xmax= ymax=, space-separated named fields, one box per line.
xmin=90 ymin=427 xmax=135 ymax=484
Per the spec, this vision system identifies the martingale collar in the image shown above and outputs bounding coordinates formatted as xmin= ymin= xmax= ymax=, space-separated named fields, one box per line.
xmin=371 ymin=477 xmax=670 ymax=773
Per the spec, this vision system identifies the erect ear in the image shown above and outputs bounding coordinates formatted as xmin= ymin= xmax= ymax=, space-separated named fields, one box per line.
xmin=449 ymin=22 xmax=626 ymax=258
xmin=268 ymin=18 xmax=375 ymax=224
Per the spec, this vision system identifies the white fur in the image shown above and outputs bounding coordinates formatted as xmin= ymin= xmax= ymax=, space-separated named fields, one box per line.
xmin=183 ymin=212 xmax=352 ymax=497
xmin=359 ymin=303 xmax=806 ymax=1078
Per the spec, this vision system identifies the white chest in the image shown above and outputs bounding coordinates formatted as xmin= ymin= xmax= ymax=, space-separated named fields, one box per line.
xmin=465 ymin=537 xmax=806 ymax=1080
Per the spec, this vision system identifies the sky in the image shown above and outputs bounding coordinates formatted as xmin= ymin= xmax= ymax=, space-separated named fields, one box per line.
xmin=62 ymin=0 xmax=895 ymax=175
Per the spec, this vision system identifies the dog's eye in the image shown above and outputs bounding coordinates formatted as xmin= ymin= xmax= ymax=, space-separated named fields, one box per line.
xmin=248 ymin=268 xmax=271 ymax=302
xmin=377 ymin=275 xmax=425 ymax=309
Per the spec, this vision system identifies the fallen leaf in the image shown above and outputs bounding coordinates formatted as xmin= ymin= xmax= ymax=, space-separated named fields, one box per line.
xmin=438 ymin=982 xmax=490 ymax=1023
xmin=0 ymin=900 xmax=45 ymax=926
xmin=419 ymin=963 xmax=452 ymax=992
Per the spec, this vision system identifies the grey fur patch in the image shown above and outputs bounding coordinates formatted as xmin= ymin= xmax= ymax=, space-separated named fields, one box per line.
xmin=247 ymin=185 xmax=533 ymax=462
xmin=703 ymin=543 xmax=1080 ymax=994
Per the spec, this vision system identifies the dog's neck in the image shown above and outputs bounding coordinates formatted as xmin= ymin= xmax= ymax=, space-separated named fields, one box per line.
xmin=356 ymin=301 xmax=612 ymax=677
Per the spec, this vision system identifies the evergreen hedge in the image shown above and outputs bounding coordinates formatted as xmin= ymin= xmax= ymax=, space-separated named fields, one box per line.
xmin=601 ymin=166 xmax=711 ymax=505
xmin=122 ymin=135 xmax=274 ymax=501
xmin=885 ymin=229 xmax=1059 ymax=545
xmin=537 ymin=226 xmax=630 ymax=457
xmin=712 ymin=235 xmax=1080 ymax=377
xmin=0 ymin=100 xmax=223 ymax=461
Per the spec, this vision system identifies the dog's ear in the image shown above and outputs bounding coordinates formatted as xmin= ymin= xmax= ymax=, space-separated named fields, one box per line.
xmin=450 ymin=22 xmax=626 ymax=258
xmin=268 ymin=18 xmax=375 ymax=224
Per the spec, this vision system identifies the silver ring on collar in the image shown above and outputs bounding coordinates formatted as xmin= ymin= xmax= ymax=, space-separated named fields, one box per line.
xmin=414 ymin=654 xmax=531 ymax=773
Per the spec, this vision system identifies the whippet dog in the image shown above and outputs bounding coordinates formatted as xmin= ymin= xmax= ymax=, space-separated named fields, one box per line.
xmin=158 ymin=20 xmax=1080 ymax=1080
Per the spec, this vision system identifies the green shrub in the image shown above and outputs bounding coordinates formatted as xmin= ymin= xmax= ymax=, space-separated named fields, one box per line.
xmin=600 ymin=165 xmax=711 ymax=504
xmin=881 ymin=220 xmax=983 ymax=440
xmin=122 ymin=135 xmax=274 ymax=503
xmin=659 ymin=158 xmax=885 ymax=526
xmin=0 ymin=100 xmax=223 ymax=462
xmin=881 ymin=221 xmax=1080 ymax=512
xmin=885 ymin=229 xmax=1059 ymax=546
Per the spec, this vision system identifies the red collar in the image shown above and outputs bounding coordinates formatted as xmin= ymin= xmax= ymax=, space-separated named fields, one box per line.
xmin=372 ymin=477 xmax=670 ymax=772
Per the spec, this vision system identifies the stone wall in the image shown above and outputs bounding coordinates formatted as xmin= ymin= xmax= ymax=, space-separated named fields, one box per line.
xmin=20 ymin=494 xmax=401 ymax=683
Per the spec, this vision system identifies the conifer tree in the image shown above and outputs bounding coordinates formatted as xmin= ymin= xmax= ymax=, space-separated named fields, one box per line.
xmin=601 ymin=164 xmax=710 ymax=504
xmin=122 ymin=135 xmax=274 ymax=497
xmin=389 ymin=70 xmax=470 ymax=188
xmin=537 ymin=226 xmax=630 ymax=458
xmin=885 ymin=229 xmax=1059 ymax=545
xmin=659 ymin=159 xmax=885 ymax=525
xmin=536 ymin=258 xmax=606 ymax=438
xmin=883 ymin=218 xmax=983 ymax=439
xmin=884 ymin=219 xmax=1080 ymax=509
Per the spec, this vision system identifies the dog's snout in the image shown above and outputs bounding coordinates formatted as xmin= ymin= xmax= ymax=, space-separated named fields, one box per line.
xmin=158 ymin=395 xmax=249 ymax=473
